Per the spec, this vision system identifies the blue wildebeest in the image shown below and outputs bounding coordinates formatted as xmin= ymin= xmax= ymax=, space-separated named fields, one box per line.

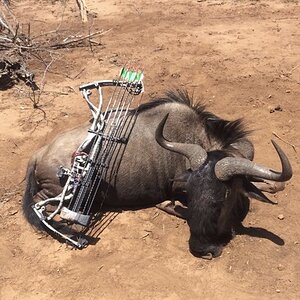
xmin=22 ymin=90 xmax=292 ymax=258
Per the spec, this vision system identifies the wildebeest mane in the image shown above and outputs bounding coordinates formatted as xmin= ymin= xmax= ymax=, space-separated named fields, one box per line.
xmin=136 ymin=89 xmax=250 ymax=148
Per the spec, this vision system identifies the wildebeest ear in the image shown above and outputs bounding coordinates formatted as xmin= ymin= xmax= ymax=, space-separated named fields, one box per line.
xmin=243 ymin=180 xmax=277 ymax=205
xmin=170 ymin=170 xmax=192 ymax=182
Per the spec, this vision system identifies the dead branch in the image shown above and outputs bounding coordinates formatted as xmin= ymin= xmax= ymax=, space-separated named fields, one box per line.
xmin=272 ymin=132 xmax=297 ymax=153
xmin=76 ymin=0 xmax=88 ymax=23
xmin=0 ymin=4 xmax=110 ymax=97
xmin=0 ymin=11 xmax=15 ymax=36
xmin=0 ymin=29 xmax=110 ymax=51
xmin=49 ymin=29 xmax=110 ymax=49
xmin=39 ymin=54 xmax=56 ymax=90
xmin=30 ymin=54 xmax=57 ymax=108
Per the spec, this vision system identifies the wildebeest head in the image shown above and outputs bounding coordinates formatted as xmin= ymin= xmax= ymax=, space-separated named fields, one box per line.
xmin=156 ymin=114 xmax=292 ymax=259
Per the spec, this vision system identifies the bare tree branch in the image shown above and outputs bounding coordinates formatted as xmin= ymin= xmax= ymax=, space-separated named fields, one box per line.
xmin=272 ymin=132 xmax=297 ymax=153
xmin=76 ymin=0 xmax=88 ymax=23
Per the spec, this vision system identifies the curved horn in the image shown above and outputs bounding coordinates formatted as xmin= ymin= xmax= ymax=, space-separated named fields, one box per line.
xmin=215 ymin=140 xmax=293 ymax=182
xmin=155 ymin=114 xmax=207 ymax=171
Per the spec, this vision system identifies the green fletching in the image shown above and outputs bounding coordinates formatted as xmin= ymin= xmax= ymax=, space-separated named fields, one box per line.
xmin=125 ymin=71 xmax=131 ymax=81
xmin=120 ymin=67 xmax=143 ymax=82
xmin=129 ymin=71 xmax=137 ymax=82
xmin=136 ymin=72 xmax=143 ymax=82
xmin=120 ymin=67 xmax=127 ymax=78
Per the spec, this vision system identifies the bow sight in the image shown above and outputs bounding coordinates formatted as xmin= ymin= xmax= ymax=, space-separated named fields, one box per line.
xmin=32 ymin=67 xmax=144 ymax=248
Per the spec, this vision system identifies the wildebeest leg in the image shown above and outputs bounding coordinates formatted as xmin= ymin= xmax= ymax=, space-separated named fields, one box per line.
xmin=156 ymin=200 xmax=188 ymax=219
xmin=252 ymin=180 xmax=285 ymax=193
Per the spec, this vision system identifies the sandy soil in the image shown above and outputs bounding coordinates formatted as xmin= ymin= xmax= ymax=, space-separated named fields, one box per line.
xmin=0 ymin=0 xmax=300 ymax=299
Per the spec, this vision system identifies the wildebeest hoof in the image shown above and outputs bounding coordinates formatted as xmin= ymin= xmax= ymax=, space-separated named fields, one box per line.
xmin=201 ymin=253 xmax=213 ymax=260
xmin=156 ymin=200 xmax=173 ymax=209
xmin=156 ymin=200 xmax=187 ymax=219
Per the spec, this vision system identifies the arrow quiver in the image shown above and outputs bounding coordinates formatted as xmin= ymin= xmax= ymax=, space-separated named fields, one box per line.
xmin=32 ymin=67 xmax=144 ymax=248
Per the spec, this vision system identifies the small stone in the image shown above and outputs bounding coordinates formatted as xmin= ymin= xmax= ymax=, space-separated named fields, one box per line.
xmin=268 ymin=94 xmax=272 ymax=99
xmin=171 ymin=73 xmax=180 ymax=78
xmin=154 ymin=45 xmax=164 ymax=52
xmin=278 ymin=214 xmax=285 ymax=220
xmin=285 ymin=90 xmax=291 ymax=93
xmin=8 ymin=209 xmax=18 ymax=216
xmin=277 ymin=264 xmax=284 ymax=271
xmin=269 ymin=105 xmax=282 ymax=113
xmin=276 ymin=289 xmax=280 ymax=293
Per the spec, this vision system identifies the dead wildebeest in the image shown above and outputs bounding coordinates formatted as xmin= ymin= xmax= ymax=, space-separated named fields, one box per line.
xmin=23 ymin=90 xmax=292 ymax=258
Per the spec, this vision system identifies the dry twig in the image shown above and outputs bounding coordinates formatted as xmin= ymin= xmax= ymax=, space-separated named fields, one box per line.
xmin=272 ymin=132 xmax=297 ymax=153
xmin=0 ymin=7 xmax=110 ymax=91
xmin=0 ymin=2 xmax=110 ymax=119
xmin=28 ymin=54 xmax=57 ymax=117
xmin=49 ymin=29 xmax=110 ymax=49
xmin=76 ymin=0 xmax=88 ymax=23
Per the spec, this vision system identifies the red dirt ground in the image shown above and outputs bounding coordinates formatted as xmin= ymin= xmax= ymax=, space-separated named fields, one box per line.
xmin=0 ymin=0 xmax=299 ymax=299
